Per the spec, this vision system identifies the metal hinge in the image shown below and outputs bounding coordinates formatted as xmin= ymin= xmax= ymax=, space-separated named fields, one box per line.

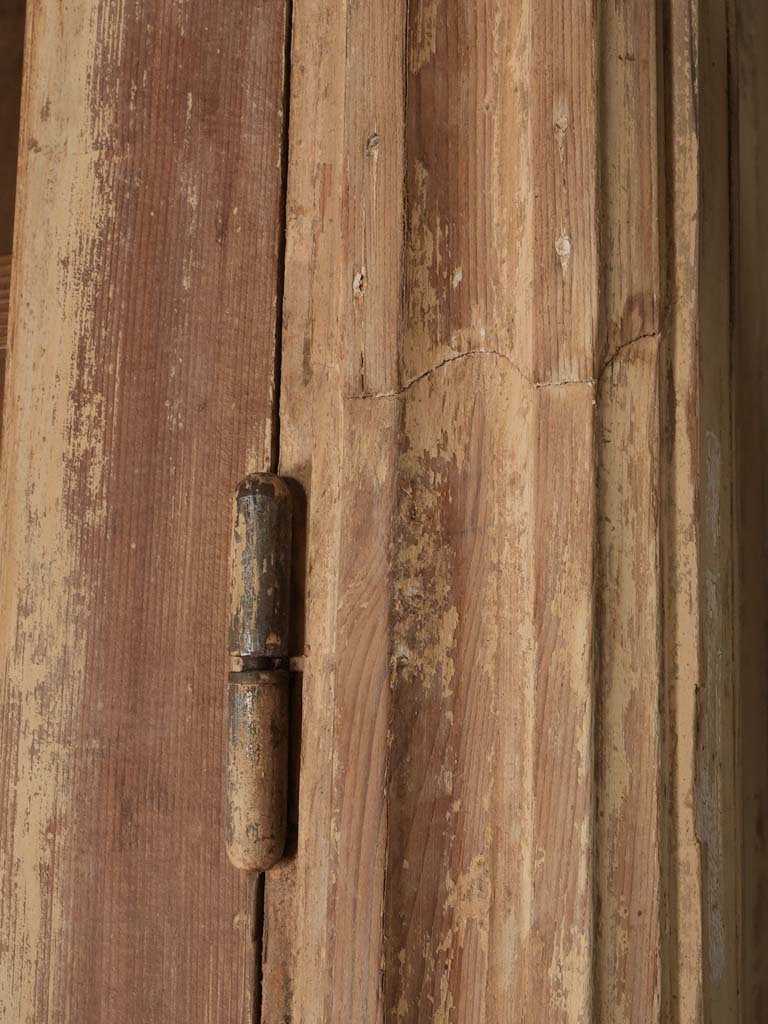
xmin=224 ymin=473 xmax=293 ymax=873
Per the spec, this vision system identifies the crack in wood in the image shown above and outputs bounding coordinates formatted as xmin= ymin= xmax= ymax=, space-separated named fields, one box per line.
xmin=348 ymin=330 xmax=662 ymax=400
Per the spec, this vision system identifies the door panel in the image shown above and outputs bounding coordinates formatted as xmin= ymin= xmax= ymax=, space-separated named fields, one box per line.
xmin=0 ymin=2 xmax=289 ymax=1020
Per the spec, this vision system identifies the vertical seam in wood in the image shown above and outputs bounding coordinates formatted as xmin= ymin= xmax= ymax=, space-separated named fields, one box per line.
xmin=659 ymin=2 xmax=683 ymax=1017
xmin=397 ymin=0 xmax=411 ymax=395
xmin=261 ymin=0 xmax=295 ymax=1019
xmin=377 ymin=2 xmax=410 ymax=1013
xmin=655 ymin=0 xmax=672 ymax=1016
xmin=724 ymin=0 xmax=742 ymax=1013
xmin=271 ymin=0 xmax=295 ymax=477
xmin=251 ymin=873 xmax=266 ymax=1024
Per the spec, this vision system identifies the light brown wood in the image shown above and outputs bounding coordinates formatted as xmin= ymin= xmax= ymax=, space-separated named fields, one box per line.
xmin=225 ymin=671 xmax=290 ymax=873
xmin=262 ymin=0 xmax=743 ymax=1020
xmin=0 ymin=0 xmax=757 ymax=1019
xmin=0 ymin=0 xmax=289 ymax=1020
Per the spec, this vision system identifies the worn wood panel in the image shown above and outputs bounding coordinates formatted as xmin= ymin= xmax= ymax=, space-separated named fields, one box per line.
xmin=0 ymin=0 xmax=288 ymax=1020
xmin=661 ymin=3 xmax=706 ymax=1017
xmin=402 ymin=0 xmax=532 ymax=385
xmin=599 ymin=0 xmax=662 ymax=363
xmin=597 ymin=347 xmax=663 ymax=1021
xmin=262 ymin=0 xmax=745 ymax=1019
xmin=0 ymin=0 xmax=746 ymax=1017
xmin=530 ymin=0 xmax=598 ymax=383
xmin=696 ymin=0 xmax=740 ymax=1017
xmin=594 ymin=2 xmax=665 ymax=1018
xmin=260 ymin=0 xmax=740 ymax=1021
xmin=380 ymin=362 xmax=533 ymax=1021
xmin=735 ymin=0 xmax=768 ymax=1015
xmin=524 ymin=385 xmax=596 ymax=1022
xmin=343 ymin=0 xmax=404 ymax=397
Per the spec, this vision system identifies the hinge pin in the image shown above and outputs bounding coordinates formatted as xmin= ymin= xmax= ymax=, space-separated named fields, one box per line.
xmin=225 ymin=474 xmax=292 ymax=873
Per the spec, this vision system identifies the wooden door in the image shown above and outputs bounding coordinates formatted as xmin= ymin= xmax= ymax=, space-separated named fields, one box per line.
xmin=1 ymin=0 xmax=766 ymax=1021
xmin=0 ymin=1 xmax=289 ymax=1020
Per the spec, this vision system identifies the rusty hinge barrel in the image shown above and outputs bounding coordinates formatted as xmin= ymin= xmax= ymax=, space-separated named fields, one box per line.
xmin=225 ymin=474 xmax=292 ymax=873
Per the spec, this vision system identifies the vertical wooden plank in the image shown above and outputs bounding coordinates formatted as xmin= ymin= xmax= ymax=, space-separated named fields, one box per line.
xmin=735 ymin=0 xmax=768 ymax=1015
xmin=343 ymin=0 xmax=404 ymax=397
xmin=662 ymin=2 xmax=707 ymax=1017
xmin=263 ymin=0 xmax=741 ymax=1021
xmin=662 ymin=0 xmax=742 ymax=1017
xmin=597 ymin=348 xmax=663 ymax=1023
xmin=382 ymin=361 xmax=534 ymax=1021
xmin=594 ymin=3 xmax=665 ymax=1021
xmin=697 ymin=0 xmax=740 ymax=1017
xmin=324 ymin=401 xmax=398 ymax=1019
xmin=526 ymin=385 xmax=596 ymax=1023
xmin=599 ymin=0 xmax=662 ymax=361
xmin=259 ymin=0 xmax=353 ymax=1013
xmin=402 ymin=0 xmax=531 ymax=384
xmin=530 ymin=0 xmax=599 ymax=383
xmin=0 ymin=0 xmax=288 ymax=1020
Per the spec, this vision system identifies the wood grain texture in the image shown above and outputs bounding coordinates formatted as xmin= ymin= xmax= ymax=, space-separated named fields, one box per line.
xmin=594 ymin=3 xmax=664 ymax=1017
xmin=530 ymin=0 xmax=598 ymax=383
xmin=735 ymin=0 xmax=768 ymax=1016
xmin=0 ymin=0 xmax=747 ymax=1018
xmin=0 ymin=0 xmax=288 ymax=1020
xmin=262 ymin=0 xmax=742 ymax=1020
xmin=597 ymin=345 xmax=662 ymax=1021
xmin=696 ymin=0 xmax=740 ymax=1017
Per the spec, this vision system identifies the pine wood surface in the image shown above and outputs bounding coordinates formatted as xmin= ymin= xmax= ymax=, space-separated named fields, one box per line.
xmin=735 ymin=0 xmax=768 ymax=1016
xmin=0 ymin=0 xmax=754 ymax=1020
xmin=262 ymin=0 xmax=741 ymax=1020
xmin=0 ymin=1 xmax=288 ymax=1020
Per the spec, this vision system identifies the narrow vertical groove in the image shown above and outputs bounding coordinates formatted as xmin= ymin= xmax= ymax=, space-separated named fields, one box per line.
xmin=657 ymin=4 xmax=679 ymax=1017
xmin=258 ymin=0 xmax=293 ymax=1010
xmin=250 ymin=873 xmax=266 ymax=1024
xmin=270 ymin=0 xmax=294 ymax=479
xmin=0 ymin=0 xmax=25 ymax=436
xmin=377 ymin=0 xmax=410 ymax=1012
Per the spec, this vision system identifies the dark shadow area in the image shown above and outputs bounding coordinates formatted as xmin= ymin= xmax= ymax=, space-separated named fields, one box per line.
xmin=284 ymin=476 xmax=307 ymax=857
xmin=0 ymin=0 xmax=24 ymax=251
xmin=284 ymin=670 xmax=303 ymax=858
xmin=0 ymin=0 xmax=25 ymax=419
xmin=286 ymin=476 xmax=307 ymax=660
